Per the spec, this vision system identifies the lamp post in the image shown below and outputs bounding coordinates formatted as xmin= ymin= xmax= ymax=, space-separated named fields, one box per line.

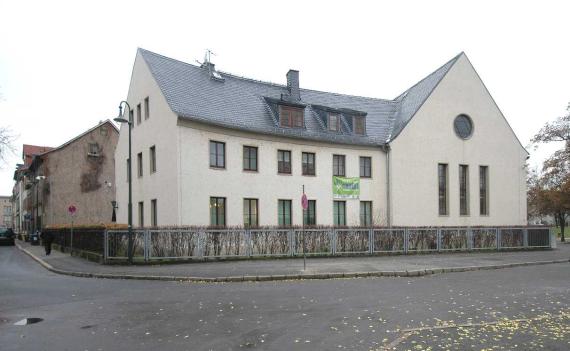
xmin=113 ymin=101 xmax=133 ymax=264
xmin=34 ymin=175 xmax=46 ymax=233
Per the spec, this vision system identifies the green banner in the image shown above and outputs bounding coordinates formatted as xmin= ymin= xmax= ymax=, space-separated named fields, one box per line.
xmin=332 ymin=176 xmax=360 ymax=199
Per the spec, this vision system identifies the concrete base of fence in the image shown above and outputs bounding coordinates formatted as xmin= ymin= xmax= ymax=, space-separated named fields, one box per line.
xmin=53 ymin=244 xmax=103 ymax=264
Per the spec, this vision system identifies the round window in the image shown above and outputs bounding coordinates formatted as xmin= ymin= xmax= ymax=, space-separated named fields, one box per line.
xmin=454 ymin=114 xmax=473 ymax=139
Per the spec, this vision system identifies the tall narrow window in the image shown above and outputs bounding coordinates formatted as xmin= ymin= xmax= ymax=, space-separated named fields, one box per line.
xmin=137 ymin=103 xmax=142 ymax=125
xmin=144 ymin=97 xmax=150 ymax=120
xmin=138 ymin=201 xmax=144 ymax=227
xmin=302 ymin=152 xmax=316 ymax=176
xmin=137 ymin=152 xmax=143 ymax=177
xmin=353 ymin=116 xmax=366 ymax=135
xmin=243 ymin=146 xmax=258 ymax=171
xmin=333 ymin=155 xmax=345 ymax=177
xmin=360 ymin=201 xmax=372 ymax=226
xmin=303 ymin=200 xmax=316 ymax=225
xmin=360 ymin=156 xmax=372 ymax=178
xmin=277 ymin=150 xmax=292 ymax=174
xmin=126 ymin=159 xmax=131 ymax=182
xmin=459 ymin=165 xmax=469 ymax=215
xmin=480 ymin=166 xmax=489 ymax=215
xmin=210 ymin=197 xmax=226 ymax=226
xmin=333 ymin=201 xmax=346 ymax=226
xmin=279 ymin=105 xmax=304 ymax=128
xmin=150 ymin=199 xmax=157 ymax=227
xmin=278 ymin=200 xmax=292 ymax=226
xmin=328 ymin=113 xmax=340 ymax=132
xmin=243 ymin=198 xmax=258 ymax=227
xmin=438 ymin=164 xmax=448 ymax=216
xmin=129 ymin=109 xmax=134 ymax=128
xmin=209 ymin=141 xmax=225 ymax=168
xmin=149 ymin=146 xmax=156 ymax=173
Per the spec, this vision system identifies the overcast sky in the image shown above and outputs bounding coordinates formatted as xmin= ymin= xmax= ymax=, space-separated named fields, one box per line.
xmin=0 ymin=0 xmax=568 ymax=195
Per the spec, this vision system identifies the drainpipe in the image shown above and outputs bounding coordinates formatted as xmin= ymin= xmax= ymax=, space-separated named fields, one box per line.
xmin=381 ymin=144 xmax=392 ymax=227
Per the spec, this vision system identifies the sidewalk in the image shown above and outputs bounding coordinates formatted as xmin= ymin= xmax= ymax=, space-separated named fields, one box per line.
xmin=16 ymin=240 xmax=570 ymax=282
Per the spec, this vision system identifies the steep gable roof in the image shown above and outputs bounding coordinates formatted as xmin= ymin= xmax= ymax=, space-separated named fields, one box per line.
xmin=138 ymin=49 xmax=462 ymax=145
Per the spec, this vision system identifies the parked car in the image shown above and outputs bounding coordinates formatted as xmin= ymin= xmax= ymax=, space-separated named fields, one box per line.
xmin=0 ymin=228 xmax=15 ymax=246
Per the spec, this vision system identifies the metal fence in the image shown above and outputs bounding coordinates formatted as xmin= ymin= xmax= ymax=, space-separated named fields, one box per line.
xmin=103 ymin=226 xmax=553 ymax=262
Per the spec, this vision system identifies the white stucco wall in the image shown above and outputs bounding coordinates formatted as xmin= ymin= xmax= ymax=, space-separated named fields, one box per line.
xmin=389 ymin=54 xmax=528 ymax=226
xmin=178 ymin=120 xmax=387 ymax=226
xmin=115 ymin=52 xmax=180 ymax=226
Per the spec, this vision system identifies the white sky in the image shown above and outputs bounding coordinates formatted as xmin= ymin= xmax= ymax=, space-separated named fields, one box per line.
xmin=0 ymin=0 xmax=568 ymax=195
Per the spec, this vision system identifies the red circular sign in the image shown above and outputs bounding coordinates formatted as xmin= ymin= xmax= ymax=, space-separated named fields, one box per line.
xmin=301 ymin=194 xmax=308 ymax=210
xmin=68 ymin=205 xmax=77 ymax=214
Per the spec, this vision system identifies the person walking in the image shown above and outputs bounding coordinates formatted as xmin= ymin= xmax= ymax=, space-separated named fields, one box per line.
xmin=41 ymin=230 xmax=53 ymax=256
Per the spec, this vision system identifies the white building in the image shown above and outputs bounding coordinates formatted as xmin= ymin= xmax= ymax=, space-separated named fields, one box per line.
xmin=115 ymin=49 xmax=528 ymax=228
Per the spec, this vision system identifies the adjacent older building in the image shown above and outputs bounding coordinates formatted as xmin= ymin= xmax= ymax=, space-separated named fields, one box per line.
xmin=25 ymin=121 xmax=119 ymax=228
xmin=115 ymin=49 xmax=527 ymax=227
xmin=0 ymin=196 xmax=11 ymax=227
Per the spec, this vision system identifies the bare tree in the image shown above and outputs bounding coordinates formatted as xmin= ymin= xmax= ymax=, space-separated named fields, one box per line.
xmin=0 ymin=126 xmax=16 ymax=167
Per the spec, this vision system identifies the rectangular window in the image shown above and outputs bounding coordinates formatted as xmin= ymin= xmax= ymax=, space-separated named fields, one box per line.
xmin=328 ymin=113 xmax=340 ymax=132
xmin=353 ymin=116 xmax=366 ymax=135
xmin=480 ymin=166 xmax=489 ymax=215
xmin=88 ymin=143 xmax=99 ymax=155
xmin=360 ymin=156 xmax=372 ymax=178
xmin=150 ymin=199 xmax=157 ymax=227
xmin=279 ymin=105 xmax=304 ymax=128
xmin=278 ymin=200 xmax=292 ymax=226
xmin=210 ymin=197 xmax=226 ymax=226
xmin=144 ymin=97 xmax=150 ymax=120
xmin=459 ymin=165 xmax=469 ymax=215
xmin=303 ymin=200 xmax=316 ymax=225
xmin=138 ymin=201 xmax=144 ymax=227
xmin=137 ymin=152 xmax=143 ymax=177
xmin=126 ymin=159 xmax=131 ymax=182
xmin=278 ymin=150 xmax=292 ymax=174
xmin=333 ymin=201 xmax=346 ymax=226
xmin=438 ymin=163 xmax=448 ymax=216
xmin=333 ymin=155 xmax=346 ymax=177
xmin=243 ymin=146 xmax=258 ymax=171
xmin=209 ymin=141 xmax=225 ymax=168
xmin=360 ymin=201 xmax=372 ymax=226
xmin=149 ymin=146 xmax=156 ymax=173
xmin=302 ymin=152 xmax=316 ymax=176
xmin=243 ymin=198 xmax=258 ymax=227
xmin=137 ymin=103 xmax=142 ymax=125
xmin=129 ymin=109 xmax=134 ymax=129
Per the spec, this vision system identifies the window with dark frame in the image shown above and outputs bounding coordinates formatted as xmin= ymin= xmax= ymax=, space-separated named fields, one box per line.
xmin=333 ymin=155 xmax=346 ymax=177
xmin=209 ymin=141 xmax=225 ymax=168
xmin=302 ymin=152 xmax=316 ymax=175
xmin=360 ymin=201 xmax=372 ymax=226
xmin=278 ymin=199 xmax=292 ymax=226
xmin=360 ymin=157 xmax=372 ymax=178
xmin=88 ymin=143 xmax=99 ymax=155
xmin=129 ymin=109 xmax=134 ymax=129
xmin=277 ymin=150 xmax=292 ymax=174
xmin=243 ymin=198 xmax=258 ymax=227
xmin=210 ymin=197 xmax=226 ymax=226
xmin=328 ymin=113 xmax=340 ymax=132
xmin=333 ymin=201 xmax=346 ymax=226
xmin=459 ymin=165 xmax=469 ymax=215
xmin=138 ymin=201 xmax=144 ymax=227
xmin=480 ymin=166 xmax=489 ymax=215
xmin=279 ymin=105 xmax=304 ymax=128
xmin=353 ymin=116 xmax=366 ymax=135
xmin=438 ymin=163 xmax=448 ymax=216
xmin=303 ymin=200 xmax=316 ymax=225
xmin=137 ymin=152 xmax=143 ymax=177
xmin=144 ymin=97 xmax=150 ymax=120
xmin=149 ymin=146 xmax=156 ymax=173
xmin=150 ymin=199 xmax=157 ymax=227
xmin=137 ymin=103 xmax=142 ymax=125
xmin=243 ymin=146 xmax=258 ymax=171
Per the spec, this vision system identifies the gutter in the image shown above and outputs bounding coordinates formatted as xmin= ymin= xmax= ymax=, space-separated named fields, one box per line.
xmin=381 ymin=144 xmax=392 ymax=227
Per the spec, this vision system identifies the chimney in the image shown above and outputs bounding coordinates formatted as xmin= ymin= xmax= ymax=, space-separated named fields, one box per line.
xmin=286 ymin=70 xmax=300 ymax=101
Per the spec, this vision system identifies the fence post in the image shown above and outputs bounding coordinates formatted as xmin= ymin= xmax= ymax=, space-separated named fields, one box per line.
xmin=437 ymin=228 xmax=441 ymax=252
xmin=198 ymin=230 xmax=205 ymax=259
xmin=369 ymin=228 xmax=373 ymax=254
xmin=104 ymin=229 xmax=108 ymax=264
xmin=467 ymin=227 xmax=472 ymax=251
xmin=289 ymin=230 xmax=294 ymax=257
xmin=523 ymin=228 xmax=529 ymax=248
xmin=331 ymin=228 xmax=336 ymax=255
xmin=246 ymin=229 xmax=252 ymax=257
xmin=497 ymin=228 xmax=501 ymax=251
xmin=404 ymin=228 xmax=409 ymax=254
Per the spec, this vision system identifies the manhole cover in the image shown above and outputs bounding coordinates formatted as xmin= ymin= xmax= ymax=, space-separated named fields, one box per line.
xmin=14 ymin=318 xmax=43 ymax=326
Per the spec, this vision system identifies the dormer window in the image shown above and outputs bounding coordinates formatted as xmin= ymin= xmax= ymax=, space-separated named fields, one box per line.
xmin=280 ymin=105 xmax=304 ymax=128
xmin=328 ymin=113 xmax=340 ymax=132
xmin=353 ymin=116 xmax=366 ymax=135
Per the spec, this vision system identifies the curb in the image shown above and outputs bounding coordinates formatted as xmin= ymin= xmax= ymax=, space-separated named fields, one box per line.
xmin=16 ymin=243 xmax=570 ymax=283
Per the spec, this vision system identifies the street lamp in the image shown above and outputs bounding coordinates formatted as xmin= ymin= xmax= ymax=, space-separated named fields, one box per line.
xmin=113 ymin=101 xmax=133 ymax=264
xmin=34 ymin=175 xmax=46 ymax=233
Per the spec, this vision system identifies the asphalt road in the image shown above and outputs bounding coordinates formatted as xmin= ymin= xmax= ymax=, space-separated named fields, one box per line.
xmin=1 ymin=246 xmax=569 ymax=351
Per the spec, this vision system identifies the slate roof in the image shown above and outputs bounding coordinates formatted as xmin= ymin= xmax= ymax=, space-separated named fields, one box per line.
xmin=139 ymin=49 xmax=462 ymax=146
